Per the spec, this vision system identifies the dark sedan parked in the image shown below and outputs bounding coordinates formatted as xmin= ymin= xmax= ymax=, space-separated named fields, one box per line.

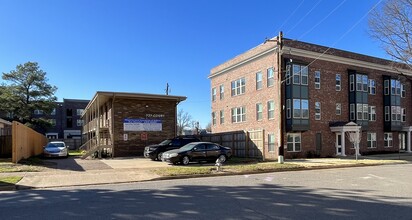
xmin=162 ymin=142 xmax=232 ymax=165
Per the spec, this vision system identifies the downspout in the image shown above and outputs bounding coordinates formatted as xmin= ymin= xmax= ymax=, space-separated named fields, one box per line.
xmin=111 ymin=93 xmax=116 ymax=158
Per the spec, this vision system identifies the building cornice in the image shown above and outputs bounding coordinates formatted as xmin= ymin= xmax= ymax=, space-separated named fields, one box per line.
xmin=209 ymin=47 xmax=277 ymax=79
xmin=282 ymin=46 xmax=412 ymax=75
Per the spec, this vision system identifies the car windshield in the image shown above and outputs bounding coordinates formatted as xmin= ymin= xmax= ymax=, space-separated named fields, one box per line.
xmin=159 ymin=139 xmax=172 ymax=145
xmin=47 ymin=143 xmax=65 ymax=148
xmin=179 ymin=143 xmax=196 ymax=151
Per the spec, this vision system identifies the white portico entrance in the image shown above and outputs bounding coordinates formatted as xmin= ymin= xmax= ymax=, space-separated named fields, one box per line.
xmin=401 ymin=126 xmax=412 ymax=152
xmin=330 ymin=122 xmax=362 ymax=156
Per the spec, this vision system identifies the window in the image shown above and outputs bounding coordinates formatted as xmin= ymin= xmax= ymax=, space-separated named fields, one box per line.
xmin=220 ymin=85 xmax=224 ymax=100
xmin=76 ymin=119 xmax=83 ymax=126
xmin=384 ymin=133 xmax=393 ymax=148
xmin=34 ymin=109 xmax=43 ymax=115
xmin=368 ymin=106 xmax=376 ymax=121
xmin=390 ymin=79 xmax=401 ymax=95
xmin=402 ymin=108 xmax=406 ymax=122
xmin=51 ymin=108 xmax=56 ymax=115
xmin=231 ymin=78 xmax=246 ymax=96
xmin=291 ymin=64 xmax=308 ymax=85
xmin=301 ymin=66 xmax=308 ymax=85
xmin=256 ymin=103 xmax=263 ymax=121
xmin=293 ymin=64 xmax=300 ymax=85
xmin=357 ymin=104 xmax=363 ymax=120
xmin=286 ymin=64 xmax=291 ymax=85
xmin=336 ymin=103 xmax=341 ymax=115
xmin=211 ymin=87 xmax=217 ymax=102
xmin=356 ymin=74 xmax=362 ymax=91
xmin=76 ymin=109 xmax=84 ymax=116
xmin=231 ymin=107 xmax=246 ymax=123
xmin=336 ymin=74 xmax=341 ymax=91
xmin=314 ymin=71 xmax=320 ymax=89
xmin=349 ymin=75 xmax=354 ymax=91
xmin=401 ymin=84 xmax=406 ymax=97
xmin=362 ymin=75 xmax=368 ymax=92
xmin=212 ymin=112 xmax=216 ymax=125
xmin=268 ymin=134 xmax=275 ymax=152
xmin=267 ymin=101 xmax=275 ymax=119
xmin=391 ymin=106 xmax=401 ymax=121
xmin=368 ymin=79 xmax=376 ymax=95
xmin=385 ymin=106 xmax=390 ymax=121
xmin=315 ymin=102 xmax=321 ymax=120
xmin=220 ymin=110 xmax=224 ymax=124
xmin=293 ymin=99 xmax=309 ymax=119
xmin=286 ymin=99 xmax=291 ymax=119
xmin=367 ymin=133 xmax=376 ymax=148
xmin=49 ymin=119 xmax=56 ymax=126
xmin=384 ymin=80 xmax=390 ymax=95
xmin=256 ymin=72 xmax=263 ymax=90
xmin=350 ymin=104 xmax=355 ymax=120
xmin=287 ymin=133 xmax=301 ymax=152
xmin=267 ymin=68 xmax=274 ymax=87
xmin=363 ymin=104 xmax=368 ymax=121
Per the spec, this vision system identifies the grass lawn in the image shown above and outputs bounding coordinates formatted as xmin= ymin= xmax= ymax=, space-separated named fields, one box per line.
xmin=0 ymin=176 xmax=22 ymax=186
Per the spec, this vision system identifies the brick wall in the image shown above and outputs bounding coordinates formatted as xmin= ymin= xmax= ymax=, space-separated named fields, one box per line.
xmin=112 ymin=98 xmax=177 ymax=157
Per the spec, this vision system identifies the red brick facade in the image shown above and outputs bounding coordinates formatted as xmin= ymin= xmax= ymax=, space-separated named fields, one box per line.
xmin=210 ymin=36 xmax=412 ymax=159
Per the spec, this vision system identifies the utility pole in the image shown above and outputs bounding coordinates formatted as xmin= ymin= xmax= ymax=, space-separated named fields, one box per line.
xmin=165 ymin=83 xmax=170 ymax=95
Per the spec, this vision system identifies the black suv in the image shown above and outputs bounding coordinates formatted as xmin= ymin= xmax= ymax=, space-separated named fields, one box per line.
xmin=144 ymin=136 xmax=201 ymax=161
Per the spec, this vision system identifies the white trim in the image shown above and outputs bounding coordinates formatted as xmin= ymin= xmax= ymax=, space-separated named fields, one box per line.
xmin=283 ymin=46 xmax=412 ymax=75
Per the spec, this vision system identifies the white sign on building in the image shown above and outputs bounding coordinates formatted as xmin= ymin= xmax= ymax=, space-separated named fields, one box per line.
xmin=123 ymin=119 xmax=162 ymax=131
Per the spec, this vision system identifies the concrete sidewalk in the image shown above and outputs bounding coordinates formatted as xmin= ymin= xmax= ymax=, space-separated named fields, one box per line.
xmin=1 ymin=153 xmax=411 ymax=190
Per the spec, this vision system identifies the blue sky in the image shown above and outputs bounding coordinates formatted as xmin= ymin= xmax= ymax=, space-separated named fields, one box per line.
xmin=0 ymin=0 xmax=387 ymax=127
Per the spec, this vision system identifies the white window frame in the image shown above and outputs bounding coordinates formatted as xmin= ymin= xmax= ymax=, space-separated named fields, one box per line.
xmin=220 ymin=85 xmax=224 ymax=100
xmin=401 ymin=84 xmax=406 ymax=98
xmin=256 ymin=103 xmax=263 ymax=121
xmin=336 ymin=74 xmax=341 ymax=91
xmin=350 ymin=104 xmax=355 ymax=120
xmin=349 ymin=75 xmax=354 ymax=92
xmin=256 ymin=72 xmax=263 ymax=90
xmin=76 ymin=109 xmax=84 ymax=116
xmin=314 ymin=71 xmax=320 ymax=89
xmin=76 ymin=119 xmax=83 ymax=126
xmin=367 ymin=132 xmax=376 ymax=148
xmin=231 ymin=78 xmax=246 ymax=96
xmin=220 ymin=110 xmax=224 ymax=124
xmin=357 ymin=104 xmax=363 ymax=120
xmin=231 ymin=107 xmax=246 ymax=123
xmin=385 ymin=106 xmax=390 ymax=121
xmin=286 ymin=99 xmax=291 ymax=119
xmin=368 ymin=79 xmax=376 ymax=95
xmin=212 ymin=87 xmax=217 ymax=102
xmin=293 ymin=64 xmax=301 ymax=85
xmin=384 ymin=80 xmax=390 ymax=95
xmin=212 ymin=112 xmax=216 ymax=125
xmin=267 ymin=68 xmax=274 ymax=87
xmin=315 ymin=102 xmax=321 ymax=120
xmin=287 ymin=133 xmax=301 ymax=152
xmin=301 ymin=66 xmax=308 ymax=85
xmin=268 ymin=101 xmax=275 ymax=120
xmin=336 ymin=103 xmax=341 ymax=115
xmin=268 ymin=133 xmax=275 ymax=152
xmin=368 ymin=106 xmax=376 ymax=121
xmin=384 ymin=133 xmax=393 ymax=148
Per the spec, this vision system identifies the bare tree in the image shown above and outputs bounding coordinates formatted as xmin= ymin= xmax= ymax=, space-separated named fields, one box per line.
xmin=369 ymin=0 xmax=412 ymax=67
xmin=177 ymin=109 xmax=192 ymax=135
xmin=205 ymin=122 xmax=212 ymax=133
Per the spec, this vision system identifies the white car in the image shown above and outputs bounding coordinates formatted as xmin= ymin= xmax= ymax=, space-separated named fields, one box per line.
xmin=43 ymin=141 xmax=69 ymax=158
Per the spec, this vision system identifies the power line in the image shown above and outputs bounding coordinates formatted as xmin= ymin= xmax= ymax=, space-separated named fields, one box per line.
xmin=276 ymin=0 xmax=306 ymax=32
xmin=298 ymin=0 xmax=347 ymax=40
xmin=286 ymin=0 xmax=323 ymax=35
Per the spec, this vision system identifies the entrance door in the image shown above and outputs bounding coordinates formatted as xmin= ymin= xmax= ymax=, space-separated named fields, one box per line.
xmin=337 ymin=134 xmax=342 ymax=155
xmin=399 ymin=133 xmax=406 ymax=151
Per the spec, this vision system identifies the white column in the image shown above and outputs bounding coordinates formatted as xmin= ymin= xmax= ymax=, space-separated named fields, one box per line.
xmin=341 ymin=131 xmax=346 ymax=156
xmin=408 ymin=131 xmax=412 ymax=152
xmin=335 ymin=133 xmax=339 ymax=155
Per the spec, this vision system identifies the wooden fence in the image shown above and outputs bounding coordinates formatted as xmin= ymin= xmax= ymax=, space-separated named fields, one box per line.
xmin=12 ymin=121 xmax=48 ymax=163
xmin=200 ymin=130 xmax=265 ymax=159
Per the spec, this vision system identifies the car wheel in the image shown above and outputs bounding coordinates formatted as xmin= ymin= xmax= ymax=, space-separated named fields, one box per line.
xmin=157 ymin=152 xmax=163 ymax=161
xmin=181 ymin=156 xmax=190 ymax=165
xmin=218 ymin=155 xmax=227 ymax=163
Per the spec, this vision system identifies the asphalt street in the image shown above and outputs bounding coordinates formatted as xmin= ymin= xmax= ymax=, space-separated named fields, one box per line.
xmin=1 ymin=164 xmax=411 ymax=220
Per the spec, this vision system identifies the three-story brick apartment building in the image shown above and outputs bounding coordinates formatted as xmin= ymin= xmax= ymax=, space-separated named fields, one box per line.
xmin=210 ymin=32 xmax=412 ymax=160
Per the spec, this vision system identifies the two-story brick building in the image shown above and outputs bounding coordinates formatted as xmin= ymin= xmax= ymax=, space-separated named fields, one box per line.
xmin=210 ymin=32 xmax=412 ymax=159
